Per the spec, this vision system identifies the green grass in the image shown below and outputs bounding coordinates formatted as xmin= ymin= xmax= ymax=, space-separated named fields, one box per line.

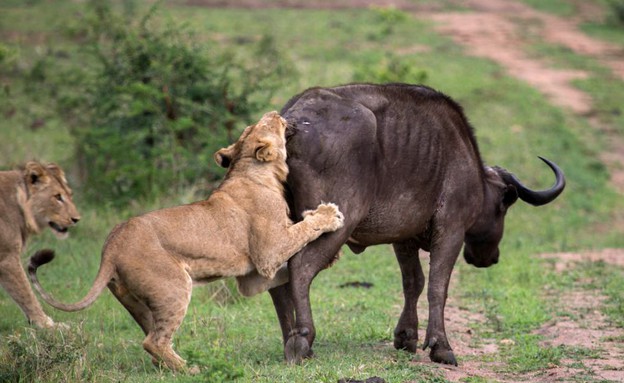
xmin=1 ymin=1 xmax=623 ymax=382
xmin=518 ymin=0 xmax=576 ymax=16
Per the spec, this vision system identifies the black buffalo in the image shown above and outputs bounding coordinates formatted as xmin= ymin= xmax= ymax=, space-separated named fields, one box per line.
xmin=266 ymin=83 xmax=565 ymax=366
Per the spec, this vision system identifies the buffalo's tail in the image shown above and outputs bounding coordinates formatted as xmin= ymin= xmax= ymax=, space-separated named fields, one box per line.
xmin=29 ymin=249 xmax=114 ymax=312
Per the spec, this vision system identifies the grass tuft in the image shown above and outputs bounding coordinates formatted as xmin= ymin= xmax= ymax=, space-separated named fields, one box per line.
xmin=0 ymin=325 xmax=90 ymax=383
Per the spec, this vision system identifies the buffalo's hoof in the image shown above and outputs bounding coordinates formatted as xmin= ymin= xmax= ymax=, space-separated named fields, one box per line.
xmin=422 ymin=337 xmax=458 ymax=366
xmin=429 ymin=346 xmax=457 ymax=366
xmin=393 ymin=329 xmax=418 ymax=353
xmin=285 ymin=328 xmax=313 ymax=364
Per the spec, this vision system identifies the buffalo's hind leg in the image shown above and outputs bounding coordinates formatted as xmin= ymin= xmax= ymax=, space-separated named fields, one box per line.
xmin=392 ymin=240 xmax=425 ymax=353
xmin=268 ymin=282 xmax=295 ymax=346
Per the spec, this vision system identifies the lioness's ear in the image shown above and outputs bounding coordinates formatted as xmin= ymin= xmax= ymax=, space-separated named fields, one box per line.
xmin=46 ymin=163 xmax=68 ymax=184
xmin=254 ymin=138 xmax=278 ymax=162
xmin=214 ymin=144 xmax=235 ymax=168
xmin=24 ymin=161 xmax=49 ymax=186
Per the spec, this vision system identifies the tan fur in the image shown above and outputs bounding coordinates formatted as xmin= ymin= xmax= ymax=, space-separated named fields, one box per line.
xmin=30 ymin=111 xmax=344 ymax=371
xmin=0 ymin=161 xmax=80 ymax=328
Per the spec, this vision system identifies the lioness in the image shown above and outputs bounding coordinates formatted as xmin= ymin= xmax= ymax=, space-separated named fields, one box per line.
xmin=0 ymin=161 xmax=80 ymax=328
xmin=29 ymin=111 xmax=344 ymax=371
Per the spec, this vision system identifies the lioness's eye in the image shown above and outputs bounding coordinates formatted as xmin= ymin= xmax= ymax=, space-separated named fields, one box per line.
xmin=55 ymin=194 xmax=64 ymax=202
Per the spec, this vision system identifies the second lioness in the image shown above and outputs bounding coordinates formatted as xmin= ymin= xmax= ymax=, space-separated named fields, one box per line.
xmin=29 ymin=111 xmax=344 ymax=371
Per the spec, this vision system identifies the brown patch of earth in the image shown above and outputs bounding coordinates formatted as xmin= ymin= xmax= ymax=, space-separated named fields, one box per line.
xmin=408 ymin=249 xmax=624 ymax=383
xmin=428 ymin=11 xmax=592 ymax=114
xmin=541 ymin=248 xmax=624 ymax=271
xmin=423 ymin=0 xmax=624 ymax=196
xmin=185 ymin=0 xmax=424 ymax=11
xmin=533 ymin=290 xmax=624 ymax=383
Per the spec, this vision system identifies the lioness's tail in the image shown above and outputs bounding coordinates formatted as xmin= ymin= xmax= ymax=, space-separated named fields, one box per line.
xmin=29 ymin=249 xmax=114 ymax=312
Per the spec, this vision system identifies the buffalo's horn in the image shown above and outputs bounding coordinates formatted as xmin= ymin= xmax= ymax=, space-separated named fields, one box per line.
xmin=498 ymin=156 xmax=565 ymax=206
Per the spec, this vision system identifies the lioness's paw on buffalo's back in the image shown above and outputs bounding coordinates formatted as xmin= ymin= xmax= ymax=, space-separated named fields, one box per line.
xmin=302 ymin=202 xmax=345 ymax=232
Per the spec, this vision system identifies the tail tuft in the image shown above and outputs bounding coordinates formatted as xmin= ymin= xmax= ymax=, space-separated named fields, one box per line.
xmin=29 ymin=249 xmax=56 ymax=273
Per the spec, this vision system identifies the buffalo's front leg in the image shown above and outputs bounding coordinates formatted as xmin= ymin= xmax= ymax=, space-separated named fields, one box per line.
xmin=284 ymin=231 xmax=348 ymax=364
xmin=392 ymin=240 xmax=425 ymax=353
xmin=422 ymin=233 xmax=463 ymax=366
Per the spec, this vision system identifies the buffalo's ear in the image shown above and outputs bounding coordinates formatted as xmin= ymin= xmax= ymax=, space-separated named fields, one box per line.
xmin=214 ymin=144 xmax=235 ymax=168
xmin=502 ymin=185 xmax=519 ymax=207
xmin=24 ymin=161 xmax=50 ymax=187
xmin=254 ymin=138 xmax=278 ymax=162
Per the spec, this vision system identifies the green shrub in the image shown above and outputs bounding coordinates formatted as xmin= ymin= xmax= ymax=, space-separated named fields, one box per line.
xmin=21 ymin=0 xmax=295 ymax=206
xmin=367 ymin=5 xmax=409 ymax=41
xmin=72 ymin=2 xmax=295 ymax=204
xmin=607 ymin=0 xmax=624 ymax=26
xmin=353 ymin=53 xmax=428 ymax=84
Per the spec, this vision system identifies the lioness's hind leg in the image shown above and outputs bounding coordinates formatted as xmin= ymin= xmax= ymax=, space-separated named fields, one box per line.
xmin=108 ymin=280 xmax=154 ymax=335
xmin=139 ymin=270 xmax=193 ymax=371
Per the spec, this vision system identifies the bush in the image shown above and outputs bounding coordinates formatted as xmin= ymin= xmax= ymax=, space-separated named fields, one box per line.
xmin=366 ymin=5 xmax=409 ymax=41
xmin=607 ymin=0 xmax=624 ymax=26
xmin=73 ymin=2 xmax=296 ymax=205
xmin=353 ymin=53 xmax=428 ymax=84
xmin=22 ymin=0 xmax=295 ymax=206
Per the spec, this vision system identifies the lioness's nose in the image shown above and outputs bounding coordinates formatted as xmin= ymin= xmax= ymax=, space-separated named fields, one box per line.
xmin=72 ymin=217 xmax=80 ymax=224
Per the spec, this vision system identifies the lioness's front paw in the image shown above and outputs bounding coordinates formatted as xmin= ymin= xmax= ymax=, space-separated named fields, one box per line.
xmin=303 ymin=202 xmax=344 ymax=232
xmin=32 ymin=315 xmax=61 ymax=329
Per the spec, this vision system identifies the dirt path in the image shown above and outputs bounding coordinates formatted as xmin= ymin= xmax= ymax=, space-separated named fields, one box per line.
xmin=453 ymin=249 xmax=624 ymax=383
xmin=407 ymin=249 xmax=624 ymax=383
xmin=422 ymin=0 xmax=624 ymax=197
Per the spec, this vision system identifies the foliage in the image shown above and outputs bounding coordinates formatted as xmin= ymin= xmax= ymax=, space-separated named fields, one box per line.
xmin=607 ymin=0 xmax=624 ymax=26
xmin=22 ymin=0 xmax=296 ymax=206
xmin=367 ymin=5 xmax=409 ymax=41
xmin=0 ymin=43 xmax=17 ymax=67
xmin=77 ymin=1 xmax=294 ymax=204
xmin=352 ymin=53 xmax=428 ymax=84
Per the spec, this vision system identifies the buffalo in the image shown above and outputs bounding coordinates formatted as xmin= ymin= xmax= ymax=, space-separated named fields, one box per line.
xmin=266 ymin=83 xmax=565 ymax=366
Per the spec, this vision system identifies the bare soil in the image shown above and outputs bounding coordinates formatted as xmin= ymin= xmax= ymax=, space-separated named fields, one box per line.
xmin=408 ymin=249 xmax=624 ymax=383
xmin=422 ymin=0 xmax=624 ymax=196
xmin=190 ymin=1 xmax=624 ymax=381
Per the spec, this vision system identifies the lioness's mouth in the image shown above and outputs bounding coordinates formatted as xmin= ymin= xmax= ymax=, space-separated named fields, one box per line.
xmin=48 ymin=222 xmax=69 ymax=238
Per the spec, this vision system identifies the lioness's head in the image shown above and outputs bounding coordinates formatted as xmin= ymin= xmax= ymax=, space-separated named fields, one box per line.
xmin=20 ymin=161 xmax=80 ymax=239
xmin=214 ymin=111 xmax=288 ymax=178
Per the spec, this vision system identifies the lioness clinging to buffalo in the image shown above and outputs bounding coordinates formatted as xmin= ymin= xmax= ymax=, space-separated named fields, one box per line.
xmin=0 ymin=161 xmax=80 ymax=328
xmin=28 ymin=111 xmax=344 ymax=371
